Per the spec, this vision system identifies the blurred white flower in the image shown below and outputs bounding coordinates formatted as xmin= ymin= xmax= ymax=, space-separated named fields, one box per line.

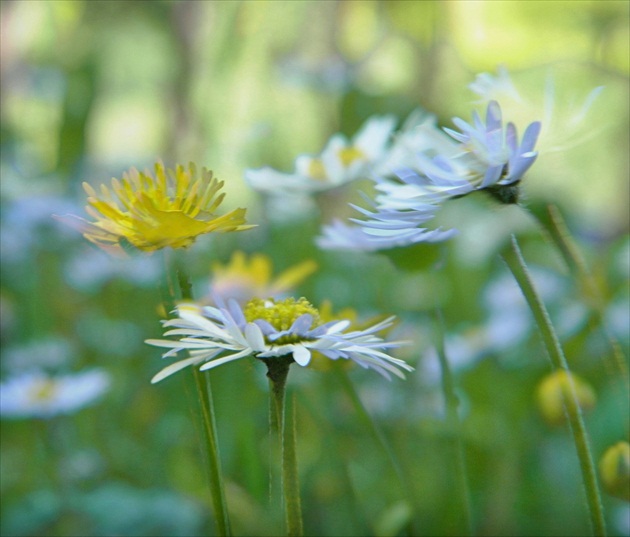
xmin=419 ymin=333 xmax=484 ymax=387
xmin=317 ymin=100 xmax=541 ymax=252
xmin=469 ymin=65 xmax=522 ymax=105
xmin=0 ymin=369 xmax=111 ymax=419
xmin=613 ymin=505 xmax=630 ymax=536
xmin=246 ymin=114 xmax=397 ymax=196
xmin=263 ymin=192 xmax=319 ymax=223
xmin=0 ymin=194 xmax=81 ymax=263
xmin=2 ymin=337 xmax=76 ymax=372
xmin=469 ymin=66 xmax=604 ymax=153
xmin=277 ymin=54 xmax=352 ymax=93
xmin=64 ymin=247 xmax=162 ymax=291
xmin=482 ymin=267 xmax=586 ymax=347
xmin=605 ymin=298 xmax=630 ymax=344
xmin=377 ymin=109 xmax=466 ymax=173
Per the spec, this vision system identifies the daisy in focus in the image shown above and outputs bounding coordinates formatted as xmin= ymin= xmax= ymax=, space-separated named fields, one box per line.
xmin=318 ymin=99 xmax=542 ymax=251
xmin=0 ymin=369 xmax=111 ymax=419
xmin=206 ymin=251 xmax=317 ymax=304
xmin=56 ymin=162 xmax=254 ymax=255
xmin=146 ymin=297 xmax=412 ymax=383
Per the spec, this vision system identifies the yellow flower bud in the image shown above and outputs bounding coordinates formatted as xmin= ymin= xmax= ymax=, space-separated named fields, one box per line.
xmin=536 ymin=370 xmax=596 ymax=426
xmin=599 ymin=441 xmax=630 ymax=501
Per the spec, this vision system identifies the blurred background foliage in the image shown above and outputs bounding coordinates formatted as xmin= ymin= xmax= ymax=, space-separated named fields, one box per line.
xmin=1 ymin=1 xmax=628 ymax=536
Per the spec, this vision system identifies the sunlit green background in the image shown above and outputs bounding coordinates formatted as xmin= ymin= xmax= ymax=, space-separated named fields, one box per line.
xmin=1 ymin=1 xmax=629 ymax=536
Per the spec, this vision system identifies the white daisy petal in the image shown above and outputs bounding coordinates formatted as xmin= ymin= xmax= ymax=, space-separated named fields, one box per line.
xmin=151 ymin=356 xmax=206 ymax=384
xmin=292 ymin=345 xmax=312 ymax=366
xmin=198 ymin=349 xmax=253 ymax=371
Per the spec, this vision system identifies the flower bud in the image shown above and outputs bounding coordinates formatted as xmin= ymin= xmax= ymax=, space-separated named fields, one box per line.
xmin=599 ymin=441 xmax=630 ymax=501
xmin=536 ymin=370 xmax=596 ymax=426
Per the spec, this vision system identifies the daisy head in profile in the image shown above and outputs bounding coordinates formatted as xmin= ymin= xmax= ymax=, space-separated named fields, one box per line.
xmin=56 ymin=162 xmax=254 ymax=255
xmin=146 ymin=297 xmax=412 ymax=384
xmin=317 ymin=98 xmax=542 ymax=253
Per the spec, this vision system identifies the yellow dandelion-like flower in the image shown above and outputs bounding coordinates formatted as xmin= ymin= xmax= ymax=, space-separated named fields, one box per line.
xmin=208 ymin=251 xmax=317 ymax=303
xmin=57 ymin=162 xmax=254 ymax=254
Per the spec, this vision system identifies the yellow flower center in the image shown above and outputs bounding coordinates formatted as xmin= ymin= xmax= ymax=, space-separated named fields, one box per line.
xmin=29 ymin=379 xmax=58 ymax=402
xmin=244 ymin=297 xmax=321 ymax=336
xmin=307 ymin=158 xmax=328 ymax=181
xmin=337 ymin=146 xmax=365 ymax=167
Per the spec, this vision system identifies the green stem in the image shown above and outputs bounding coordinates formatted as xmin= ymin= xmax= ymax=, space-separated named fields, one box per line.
xmin=433 ymin=310 xmax=474 ymax=536
xmin=192 ymin=368 xmax=232 ymax=537
xmin=265 ymin=356 xmax=304 ymax=537
xmin=166 ymin=252 xmax=232 ymax=537
xmin=501 ymin=235 xmax=606 ymax=537
xmin=543 ymin=204 xmax=628 ymax=386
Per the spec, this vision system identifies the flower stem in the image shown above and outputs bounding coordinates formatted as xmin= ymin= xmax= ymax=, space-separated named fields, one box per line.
xmin=501 ymin=235 xmax=606 ymax=537
xmin=265 ymin=356 xmax=304 ymax=537
xmin=192 ymin=368 xmax=232 ymax=537
xmin=542 ymin=204 xmax=628 ymax=387
xmin=433 ymin=309 xmax=474 ymax=536
xmin=166 ymin=253 xmax=232 ymax=537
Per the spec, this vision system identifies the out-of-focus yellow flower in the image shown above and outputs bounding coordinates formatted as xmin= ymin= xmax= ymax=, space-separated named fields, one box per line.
xmin=599 ymin=441 xmax=630 ymax=501
xmin=536 ymin=370 xmax=596 ymax=426
xmin=208 ymin=251 xmax=317 ymax=304
xmin=57 ymin=162 xmax=254 ymax=254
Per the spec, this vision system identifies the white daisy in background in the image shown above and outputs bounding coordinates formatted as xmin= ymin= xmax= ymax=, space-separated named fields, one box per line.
xmin=245 ymin=114 xmax=397 ymax=196
xmin=2 ymin=337 xmax=76 ymax=371
xmin=375 ymin=109 xmax=462 ymax=173
xmin=1 ymin=194 xmax=81 ymax=264
xmin=64 ymin=246 xmax=162 ymax=292
xmin=0 ymin=369 xmax=111 ymax=419
xmin=317 ymin=99 xmax=541 ymax=252
xmin=146 ymin=297 xmax=412 ymax=383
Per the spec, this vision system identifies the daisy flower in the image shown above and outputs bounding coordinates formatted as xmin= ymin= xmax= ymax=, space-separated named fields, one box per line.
xmin=146 ymin=298 xmax=412 ymax=383
xmin=56 ymin=162 xmax=254 ymax=255
xmin=317 ymin=100 xmax=541 ymax=251
xmin=0 ymin=369 xmax=111 ymax=419
xmin=245 ymin=114 xmax=397 ymax=196
xmin=413 ymin=100 xmax=542 ymax=203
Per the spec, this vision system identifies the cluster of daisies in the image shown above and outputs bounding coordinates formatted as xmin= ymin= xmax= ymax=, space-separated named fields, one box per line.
xmin=247 ymin=71 xmax=543 ymax=251
xmin=55 ymin=157 xmax=416 ymax=382
xmin=55 ymin=67 xmax=595 ymax=386
xmin=316 ymin=100 xmax=541 ymax=251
